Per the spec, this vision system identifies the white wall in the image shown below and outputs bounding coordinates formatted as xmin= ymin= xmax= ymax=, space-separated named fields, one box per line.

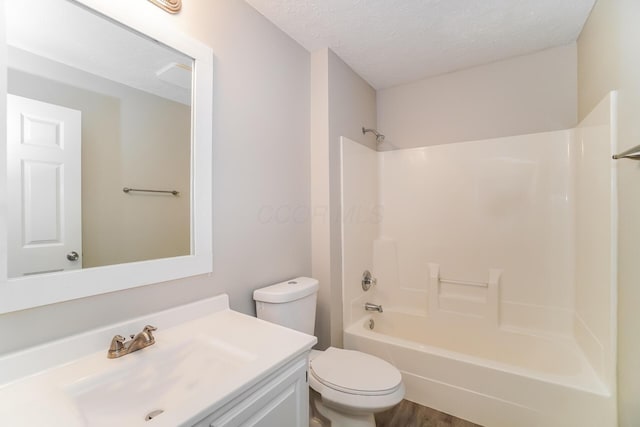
xmin=341 ymin=111 xmax=617 ymax=394
xmin=311 ymin=48 xmax=377 ymax=349
xmin=342 ymin=123 xmax=616 ymax=393
xmin=377 ymin=44 xmax=578 ymax=149
xmin=376 ymin=131 xmax=575 ymax=334
xmin=573 ymin=92 xmax=617 ymax=391
xmin=0 ymin=0 xmax=311 ymax=354
xmin=341 ymin=131 xmax=577 ymax=334
xmin=578 ymin=0 xmax=640 ymax=424
xmin=340 ymin=138 xmax=379 ymax=326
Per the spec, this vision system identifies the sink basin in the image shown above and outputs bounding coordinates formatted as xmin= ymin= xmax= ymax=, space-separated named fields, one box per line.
xmin=66 ymin=336 xmax=256 ymax=426
xmin=0 ymin=295 xmax=316 ymax=427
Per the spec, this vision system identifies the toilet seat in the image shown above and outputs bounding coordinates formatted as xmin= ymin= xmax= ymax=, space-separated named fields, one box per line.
xmin=310 ymin=347 xmax=402 ymax=395
xmin=309 ymin=347 xmax=405 ymax=414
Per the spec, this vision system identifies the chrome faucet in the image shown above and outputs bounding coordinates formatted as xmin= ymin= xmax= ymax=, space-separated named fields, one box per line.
xmin=108 ymin=325 xmax=157 ymax=359
xmin=361 ymin=270 xmax=377 ymax=291
xmin=364 ymin=302 xmax=383 ymax=313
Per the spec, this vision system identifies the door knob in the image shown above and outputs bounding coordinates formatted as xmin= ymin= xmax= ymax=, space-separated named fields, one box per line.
xmin=67 ymin=251 xmax=80 ymax=261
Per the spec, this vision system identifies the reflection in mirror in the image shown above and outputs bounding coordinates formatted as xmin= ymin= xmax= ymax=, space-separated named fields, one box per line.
xmin=5 ymin=0 xmax=193 ymax=277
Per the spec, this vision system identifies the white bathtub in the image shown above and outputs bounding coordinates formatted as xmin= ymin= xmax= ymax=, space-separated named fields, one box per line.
xmin=344 ymin=311 xmax=616 ymax=427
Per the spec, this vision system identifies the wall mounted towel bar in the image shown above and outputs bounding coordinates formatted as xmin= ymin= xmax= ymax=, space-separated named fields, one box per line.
xmin=612 ymin=144 xmax=640 ymax=160
xmin=123 ymin=187 xmax=179 ymax=196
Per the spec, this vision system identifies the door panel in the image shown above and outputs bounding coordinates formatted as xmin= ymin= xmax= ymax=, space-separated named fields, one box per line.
xmin=7 ymin=94 xmax=82 ymax=277
xmin=23 ymin=160 xmax=62 ymax=244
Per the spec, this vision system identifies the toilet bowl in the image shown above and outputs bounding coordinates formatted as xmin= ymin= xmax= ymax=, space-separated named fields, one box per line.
xmin=309 ymin=347 xmax=404 ymax=427
xmin=253 ymin=277 xmax=405 ymax=427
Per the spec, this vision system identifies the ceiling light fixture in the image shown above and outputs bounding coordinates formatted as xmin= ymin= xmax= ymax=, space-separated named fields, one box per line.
xmin=148 ymin=0 xmax=181 ymax=14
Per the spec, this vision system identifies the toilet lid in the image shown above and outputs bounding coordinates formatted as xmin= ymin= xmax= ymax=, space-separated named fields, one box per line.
xmin=310 ymin=347 xmax=401 ymax=395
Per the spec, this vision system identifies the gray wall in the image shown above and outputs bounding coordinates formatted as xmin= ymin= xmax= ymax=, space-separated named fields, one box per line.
xmin=310 ymin=48 xmax=377 ymax=349
xmin=377 ymin=43 xmax=578 ymax=148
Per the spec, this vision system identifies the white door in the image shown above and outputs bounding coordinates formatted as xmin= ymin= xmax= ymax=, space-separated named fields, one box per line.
xmin=7 ymin=94 xmax=82 ymax=277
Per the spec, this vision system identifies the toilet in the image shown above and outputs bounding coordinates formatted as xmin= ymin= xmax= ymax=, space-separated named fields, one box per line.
xmin=253 ymin=277 xmax=405 ymax=427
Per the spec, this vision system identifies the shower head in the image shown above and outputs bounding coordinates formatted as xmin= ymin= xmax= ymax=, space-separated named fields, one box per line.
xmin=362 ymin=127 xmax=385 ymax=143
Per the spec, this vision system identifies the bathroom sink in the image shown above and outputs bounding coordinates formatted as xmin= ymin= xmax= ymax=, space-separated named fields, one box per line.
xmin=66 ymin=336 xmax=256 ymax=426
xmin=0 ymin=295 xmax=316 ymax=427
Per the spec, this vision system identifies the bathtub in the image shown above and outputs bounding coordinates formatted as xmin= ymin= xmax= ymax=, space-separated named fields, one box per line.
xmin=344 ymin=311 xmax=616 ymax=427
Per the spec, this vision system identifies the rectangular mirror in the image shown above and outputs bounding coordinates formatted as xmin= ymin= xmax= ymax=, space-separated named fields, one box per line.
xmin=7 ymin=0 xmax=193 ymax=276
xmin=0 ymin=0 xmax=213 ymax=312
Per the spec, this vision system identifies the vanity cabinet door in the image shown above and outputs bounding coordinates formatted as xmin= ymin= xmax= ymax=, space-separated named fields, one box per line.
xmin=204 ymin=357 xmax=308 ymax=427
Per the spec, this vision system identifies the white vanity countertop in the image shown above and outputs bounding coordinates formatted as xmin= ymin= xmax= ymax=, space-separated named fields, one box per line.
xmin=0 ymin=294 xmax=316 ymax=426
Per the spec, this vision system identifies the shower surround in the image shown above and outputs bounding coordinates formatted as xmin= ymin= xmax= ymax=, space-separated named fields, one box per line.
xmin=340 ymin=94 xmax=617 ymax=426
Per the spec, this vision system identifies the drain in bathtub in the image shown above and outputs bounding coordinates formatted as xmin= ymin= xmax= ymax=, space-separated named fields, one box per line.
xmin=369 ymin=319 xmax=375 ymax=330
xmin=145 ymin=409 xmax=164 ymax=421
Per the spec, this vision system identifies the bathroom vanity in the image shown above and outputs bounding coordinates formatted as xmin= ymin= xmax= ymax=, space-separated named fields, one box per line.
xmin=0 ymin=295 xmax=316 ymax=426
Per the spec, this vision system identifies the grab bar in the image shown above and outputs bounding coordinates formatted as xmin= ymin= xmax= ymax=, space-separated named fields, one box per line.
xmin=439 ymin=278 xmax=488 ymax=288
xmin=123 ymin=187 xmax=179 ymax=196
xmin=612 ymin=144 xmax=640 ymax=160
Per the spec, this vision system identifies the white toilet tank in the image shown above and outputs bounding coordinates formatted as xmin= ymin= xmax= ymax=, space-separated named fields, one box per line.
xmin=253 ymin=277 xmax=319 ymax=335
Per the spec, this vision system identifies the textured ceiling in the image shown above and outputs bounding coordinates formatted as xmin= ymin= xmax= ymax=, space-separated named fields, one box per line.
xmin=245 ymin=0 xmax=596 ymax=89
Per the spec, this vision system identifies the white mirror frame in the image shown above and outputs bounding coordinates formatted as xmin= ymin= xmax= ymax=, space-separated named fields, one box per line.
xmin=0 ymin=0 xmax=213 ymax=313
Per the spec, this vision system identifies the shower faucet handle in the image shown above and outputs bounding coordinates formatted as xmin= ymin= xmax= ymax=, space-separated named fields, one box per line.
xmin=362 ymin=270 xmax=377 ymax=291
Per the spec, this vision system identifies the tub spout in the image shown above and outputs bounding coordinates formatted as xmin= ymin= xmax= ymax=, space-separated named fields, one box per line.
xmin=364 ymin=302 xmax=383 ymax=313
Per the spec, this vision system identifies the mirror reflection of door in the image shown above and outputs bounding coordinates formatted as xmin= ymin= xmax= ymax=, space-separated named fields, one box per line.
xmin=7 ymin=94 xmax=82 ymax=276
xmin=5 ymin=0 xmax=193 ymax=277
